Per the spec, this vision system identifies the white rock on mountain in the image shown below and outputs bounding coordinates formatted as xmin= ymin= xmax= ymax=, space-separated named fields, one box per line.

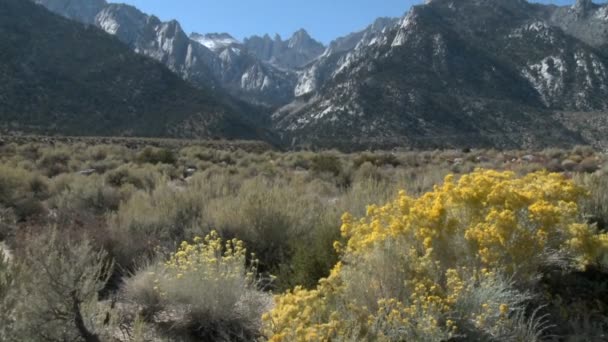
xmin=190 ymin=33 xmax=240 ymax=52
xmin=243 ymin=29 xmax=325 ymax=69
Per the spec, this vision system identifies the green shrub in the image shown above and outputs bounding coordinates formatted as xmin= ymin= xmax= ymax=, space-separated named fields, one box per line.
xmin=576 ymin=171 xmax=608 ymax=231
xmin=0 ymin=207 xmax=17 ymax=240
xmin=107 ymin=185 xmax=206 ymax=267
xmin=37 ymin=149 xmax=71 ymax=177
xmin=0 ymin=165 xmax=29 ymax=206
xmin=352 ymin=161 xmax=387 ymax=183
xmin=573 ymin=145 xmax=595 ymax=158
xmin=12 ymin=197 xmax=45 ymax=221
xmin=310 ymin=154 xmax=342 ymax=176
xmin=16 ymin=143 xmax=41 ymax=162
xmin=577 ymin=157 xmax=600 ymax=173
xmin=136 ymin=147 xmax=177 ymax=165
xmin=27 ymin=175 xmax=49 ymax=200
xmin=50 ymin=174 xmax=127 ymax=215
xmin=204 ymin=178 xmax=323 ymax=273
xmin=353 ymin=153 xmax=400 ymax=168
xmin=276 ymin=211 xmax=341 ymax=290
xmin=105 ymin=164 xmax=161 ymax=190
xmin=3 ymin=230 xmax=116 ymax=341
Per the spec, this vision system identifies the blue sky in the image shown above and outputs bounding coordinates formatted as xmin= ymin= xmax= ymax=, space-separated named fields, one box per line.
xmin=108 ymin=1 xmax=600 ymax=44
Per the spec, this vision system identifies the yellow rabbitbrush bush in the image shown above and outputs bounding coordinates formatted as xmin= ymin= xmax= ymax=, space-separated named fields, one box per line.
xmin=342 ymin=169 xmax=606 ymax=275
xmin=264 ymin=170 xmax=608 ymax=341
xmin=125 ymin=231 xmax=271 ymax=341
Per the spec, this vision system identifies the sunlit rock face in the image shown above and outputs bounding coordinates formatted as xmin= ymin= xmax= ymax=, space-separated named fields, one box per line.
xmin=273 ymin=0 xmax=608 ymax=149
xmin=34 ymin=0 xmax=107 ymax=23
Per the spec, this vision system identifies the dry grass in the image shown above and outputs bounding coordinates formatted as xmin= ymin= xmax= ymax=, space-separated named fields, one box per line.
xmin=0 ymin=138 xmax=606 ymax=340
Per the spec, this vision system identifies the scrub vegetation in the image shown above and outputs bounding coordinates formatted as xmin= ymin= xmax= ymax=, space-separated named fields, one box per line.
xmin=0 ymin=138 xmax=606 ymax=341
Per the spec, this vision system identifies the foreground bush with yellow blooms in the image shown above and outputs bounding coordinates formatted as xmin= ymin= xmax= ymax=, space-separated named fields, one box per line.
xmin=124 ymin=231 xmax=271 ymax=340
xmin=263 ymin=170 xmax=608 ymax=341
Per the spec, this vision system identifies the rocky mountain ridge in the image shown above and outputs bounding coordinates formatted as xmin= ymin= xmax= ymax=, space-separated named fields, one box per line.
xmin=34 ymin=0 xmax=326 ymax=107
xmin=28 ymin=0 xmax=608 ymax=150
xmin=1 ymin=0 xmax=269 ymax=141
xmin=273 ymin=0 xmax=608 ymax=149
xmin=243 ymin=29 xmax=326 ymax=69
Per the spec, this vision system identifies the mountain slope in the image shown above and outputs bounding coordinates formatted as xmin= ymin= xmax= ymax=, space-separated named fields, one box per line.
xmin=23 ymin=0 xmax=608 ymax=150
xmin=274 ymin=0 xmax=608 ymax=149
xmin=0 ymin=0 xmax=267 ymax=140
xmin=35 ymin=0 xmax=306 ymax=107
xmin=188 ymin=32 xmax=299 ymax=107
xmin=93 ymin=3 xmax=220 ymax=91
xmin=546 ymin=0 xmax=608 ymax=49
xmin=34 ymin=0 xmax=105 ymax=24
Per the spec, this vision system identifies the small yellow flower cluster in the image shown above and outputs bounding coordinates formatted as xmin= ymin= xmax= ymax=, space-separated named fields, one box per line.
xmin=263 ymin=170 xmax=608 ymax=341
xmin=164 ymin=231 xmax=249 ymax=283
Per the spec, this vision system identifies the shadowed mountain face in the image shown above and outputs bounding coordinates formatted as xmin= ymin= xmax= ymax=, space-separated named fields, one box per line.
xmin=0 ymin=0 xmax=270 ymax=141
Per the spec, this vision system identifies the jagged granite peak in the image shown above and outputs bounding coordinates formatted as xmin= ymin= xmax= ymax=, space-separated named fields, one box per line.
xmin=243 ymin=29 xmax=325 ymax=69
xmin=425 ymin=0 xmax=528 ymax=7
xmin=288 ymin=29 xmax=315 ymax=48
xmin=370 ymin=17 xmax=400 ymax=32
xmin=33 ymin=0 xmax=106 ymax=23
xmin=34 ymin=0 xmax=297 ymax=107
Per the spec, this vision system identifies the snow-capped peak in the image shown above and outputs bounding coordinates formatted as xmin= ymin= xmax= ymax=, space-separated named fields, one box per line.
xmin=190 ymin=32 xmax=240 ymax=52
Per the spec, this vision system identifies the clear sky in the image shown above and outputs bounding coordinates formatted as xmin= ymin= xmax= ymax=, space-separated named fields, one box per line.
xmin=107 ymin=1 xmax=603 ymax=44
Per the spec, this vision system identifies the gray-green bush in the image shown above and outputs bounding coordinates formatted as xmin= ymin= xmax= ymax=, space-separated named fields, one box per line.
xmin=2 ymin=230 xmax=116 ymax=342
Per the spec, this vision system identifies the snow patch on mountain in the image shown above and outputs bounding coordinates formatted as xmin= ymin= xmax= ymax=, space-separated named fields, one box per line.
xmin=509 ymin=21 xmax=557 ymax=44
xmin=294 ymin=66 xmax=317 ymax=96
xmin=522 ymin=56 xmax=566 ymax=107
xmin=191 ymin=33 xmax=240 ymax=52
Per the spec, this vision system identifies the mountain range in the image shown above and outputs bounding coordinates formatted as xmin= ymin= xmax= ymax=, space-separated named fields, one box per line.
xmin=0 ymin=0 xmax=269 ymax=140
xmin=9 ymin=0 xmax=608 ymax=149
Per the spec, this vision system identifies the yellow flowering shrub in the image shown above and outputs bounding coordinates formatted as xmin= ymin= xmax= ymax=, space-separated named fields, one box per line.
xmin=164 ymin=231 xmax=251 ymax=284
xmin=264 ymin=170 xmax=608 ymax=341
xmin=125 ymin=231 xmax=271 ymax=340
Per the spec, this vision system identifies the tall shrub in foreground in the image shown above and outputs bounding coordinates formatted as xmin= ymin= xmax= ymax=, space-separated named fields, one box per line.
xmin=263 ymin=170 xmax=608 ymax=341
xmin=3 ymin=231 xmax=116 ymax=342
